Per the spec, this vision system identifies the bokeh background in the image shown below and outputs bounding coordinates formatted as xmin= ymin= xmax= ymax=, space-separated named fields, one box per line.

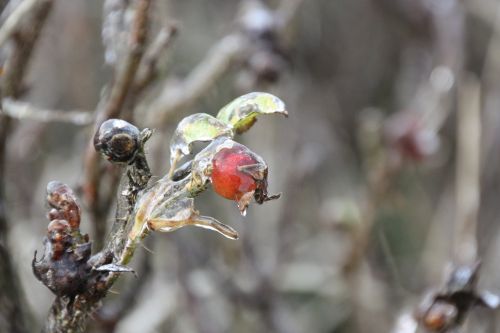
xmin=3 ymin=0 xmax=500 ymax=332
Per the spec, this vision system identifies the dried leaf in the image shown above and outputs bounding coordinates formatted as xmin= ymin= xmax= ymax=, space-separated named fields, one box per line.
xmin=216 ymin=92 xmax=287 ymax=134
xmin=169 ymin=113 xmax=233 ymax=164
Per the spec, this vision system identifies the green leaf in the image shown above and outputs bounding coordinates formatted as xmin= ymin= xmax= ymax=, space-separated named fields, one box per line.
xmin=170 ymin=113 xmax=233 ymax=164
xmin=216 ymin=92 xmax=288 ymax=134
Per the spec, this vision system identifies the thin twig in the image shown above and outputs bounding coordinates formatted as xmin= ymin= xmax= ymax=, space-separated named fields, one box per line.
xmin=1 ymin=98 xmax=93 ymax=125
xmin=0 ymin=0 xmax=38 ymax=49
xmin=133 ymin=23 xmax=177 ymax=95
xmin=454 ymin=75 xmax=481 ymax=265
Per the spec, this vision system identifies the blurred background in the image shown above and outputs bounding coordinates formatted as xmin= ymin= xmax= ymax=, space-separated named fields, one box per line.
xmin=3 ymin=0 xmax=500 ymax=332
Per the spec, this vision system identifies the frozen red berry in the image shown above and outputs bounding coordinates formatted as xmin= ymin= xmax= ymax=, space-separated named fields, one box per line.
xmin=211 ymin=144 xmax=259 ymax=201
xmin=210 ymin=142 xmax=280 ymax=214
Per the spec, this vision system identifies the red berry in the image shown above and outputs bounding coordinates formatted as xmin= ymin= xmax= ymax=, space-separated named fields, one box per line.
xmin=211 ymin=145 xmax=258 ymax=201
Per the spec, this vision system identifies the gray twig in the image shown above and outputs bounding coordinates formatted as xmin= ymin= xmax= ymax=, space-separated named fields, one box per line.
xmin=1 ymin=98 xmax=93 ymax=125
xmin=454 ymin=75 xmax=481 ymax=265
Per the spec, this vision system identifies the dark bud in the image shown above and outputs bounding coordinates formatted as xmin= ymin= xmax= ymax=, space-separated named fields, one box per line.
xmin=94 ymin=119 xmax=141 ymax=164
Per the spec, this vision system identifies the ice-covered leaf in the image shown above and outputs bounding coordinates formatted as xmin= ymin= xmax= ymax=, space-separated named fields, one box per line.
xmin=147 ymin=197 xmax=239 ymax=240
xmin=130 ymin=171 xmax=239 ymax=241
xmin=169 ymin=113 xmax=233 ymax=164
xmin=188 ymin=137 xmax=240 ymax=193
xmin=216 ymin=92 xmax=287 ymax=134
xmin=129 ymin=174 xmax=190 ymax=241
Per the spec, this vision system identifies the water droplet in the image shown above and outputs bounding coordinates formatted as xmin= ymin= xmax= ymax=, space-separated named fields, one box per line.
xmin=240 ymin=208 xmax=247 ymax=217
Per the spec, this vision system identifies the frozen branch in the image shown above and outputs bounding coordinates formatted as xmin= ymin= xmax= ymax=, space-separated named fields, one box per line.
xmin=1 ymin=98 xmax=93 ymax=125
xmin=83 ymin=0 xmax=152 ymax=251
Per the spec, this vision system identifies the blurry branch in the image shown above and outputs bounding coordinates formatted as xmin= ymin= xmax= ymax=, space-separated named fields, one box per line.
xmin=276 ymin=0 xmax=303 ymax=40
xmin=147 ymin=33 xmax=246 ymax=127
xmin=1 ymin=98 xmax=93 ymax=125
xmin=133 ymin=23 xmax=177 ymax=95
xmin=0 ymin=242 xmax=31 ymax=333
xmin=480 ymin=1 xmax=500 ymax=150
xmin=454 ymin=76 xmax=481 ymax=265
xmin=342 ymin=111 xmax=392 ymax=276
xmin=340 ymin=112 xmax=393 ymax=332
xmin=413 ymin=77 xmax=496 ymax=332
xmin=146 ymin=0 xmax=303 ymax=129
xmin=464 ymin=0 xmax=498 ymax=28
xmin=2 ymin=0 xmax=54 ymax=98
xmin=83 ymin=0 xmax=152 ymax=250
xmin=97 ymin=0 xmax=150 ymax=124
xmin=0 ymin=0 xmax=54 ymax=332
xmin=0 ymin=0 xmax=38 ymax=49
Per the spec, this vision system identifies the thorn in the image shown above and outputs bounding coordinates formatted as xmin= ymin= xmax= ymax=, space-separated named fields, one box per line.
xmin=139 ymin=241 xmax=154 ymax=254
xmin=265 ymin=192 xmax=281 ymax=201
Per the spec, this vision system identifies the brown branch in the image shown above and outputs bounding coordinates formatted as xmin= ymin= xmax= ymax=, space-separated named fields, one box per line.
xmin=83 ymin=0 xmax=151 ymax=251
xmin=0 ymin=1 xmax=55 ymax=332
